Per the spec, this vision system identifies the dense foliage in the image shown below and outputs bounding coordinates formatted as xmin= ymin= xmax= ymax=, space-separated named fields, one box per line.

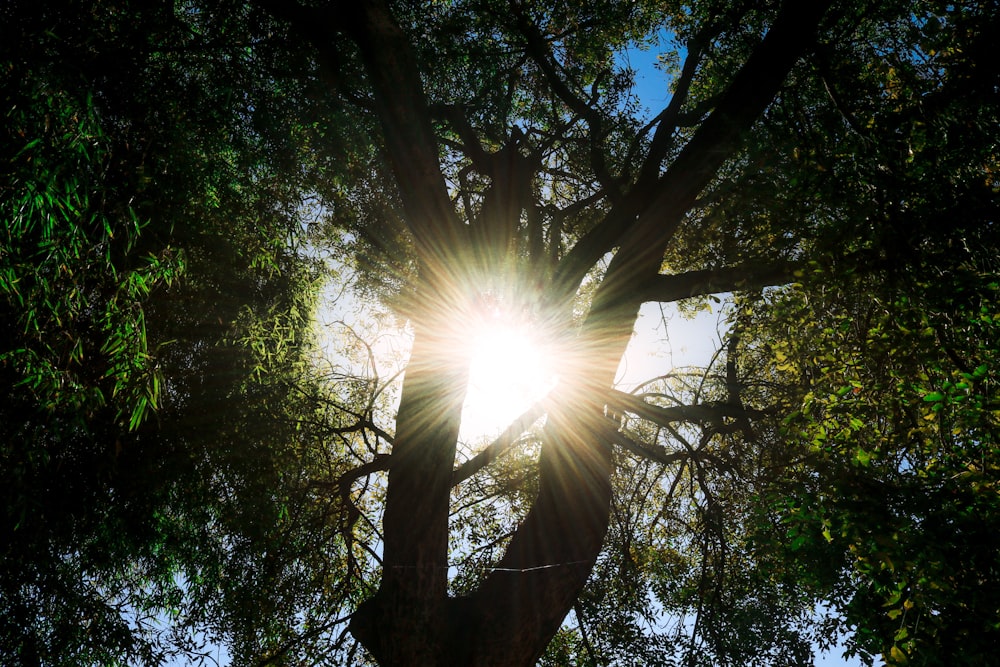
xmin=2 ymin=0 xmax=997 ymax=665
xmin=2 ymin=2 xmax=362 ymax=664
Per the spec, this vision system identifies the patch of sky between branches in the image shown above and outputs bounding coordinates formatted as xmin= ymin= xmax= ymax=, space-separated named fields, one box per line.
xmin=617 ymin=27 xmax=684 ymax=122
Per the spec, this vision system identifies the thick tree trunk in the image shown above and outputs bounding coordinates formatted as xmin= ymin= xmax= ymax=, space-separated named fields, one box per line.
xmin=452 ymin=398 xmax=617 ymax=666
xmin=352 ymin=352 xmax=619 ymax=667
xmin=348 ymin=318 xmax=469 ymax=664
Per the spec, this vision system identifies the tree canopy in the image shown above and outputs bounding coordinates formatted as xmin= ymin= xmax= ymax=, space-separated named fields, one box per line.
xmin=2 ymin=0 xmax=998 ymax=666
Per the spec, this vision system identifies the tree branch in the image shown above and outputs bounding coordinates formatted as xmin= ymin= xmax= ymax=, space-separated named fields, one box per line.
xmin=607 ymin=389 xmax=772 ymax=429
xmin=609 ymin=429 xmax=687 ymax=467
xmin=431 ymin=103 xmax=491 ymax=172
xmin=451 ymin=402 xmax=547 ymax=486
xmin=512 ymin=5 xmax=618 ymax=198
xmin=634 ymin=32 xmax=707 ymax=186
xmin=637 ymin=260 xmax=800 ymax=303
xmin=344 ymin=2 xmax=467 ymax=260
xmin=554 ymin=0 xmax=833 ymax=301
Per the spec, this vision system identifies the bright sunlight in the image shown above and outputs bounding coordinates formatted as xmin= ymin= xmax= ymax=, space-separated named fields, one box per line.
xmin=459 ymin=299 xmax=558 ymax=442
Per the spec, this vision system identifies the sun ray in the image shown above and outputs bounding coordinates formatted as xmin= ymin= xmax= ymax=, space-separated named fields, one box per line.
xmin=459 ymin=295 xmax=559 ymax=443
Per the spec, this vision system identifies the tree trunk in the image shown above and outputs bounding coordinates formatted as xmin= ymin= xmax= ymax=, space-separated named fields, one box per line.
xmin=348 ymin=317 xmax=468 ymax=664
xmin=452 ymin=400 xmax=617 ymax=666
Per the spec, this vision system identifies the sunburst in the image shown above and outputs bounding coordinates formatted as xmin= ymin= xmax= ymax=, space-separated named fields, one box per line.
xmin=459 ymin=297 xmax=558 ymax=442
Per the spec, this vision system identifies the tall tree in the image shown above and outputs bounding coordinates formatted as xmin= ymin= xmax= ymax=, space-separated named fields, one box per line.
xmin=274 ymin=1 xmax=996 ymax=664
xmin=255 ymin=0 xmax=836 ymax=663
xmin=4 ymin=0 xmax=998 ymax=665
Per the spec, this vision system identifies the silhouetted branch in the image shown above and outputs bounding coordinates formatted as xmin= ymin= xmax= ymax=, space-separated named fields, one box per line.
xmin=451 ymin=402 xmax=547 ymax=486
xmin=607 ymin=389 xmax=773 ymax=428
xmin=638 ymin=261 xmax=800 ymax=303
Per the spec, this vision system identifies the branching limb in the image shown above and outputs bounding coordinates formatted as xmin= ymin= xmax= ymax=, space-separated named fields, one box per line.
xmin=609 ymin=429 xmax=687 ymax=467
xmin=638 ymin=261 xmax=800 ymax=303
xmin=452 ymin=402 xmax=547 ymax=486
xmin=607 ymin=389 xmax=772 ymax=429
xmin=610 ymin=428 xmax=733 ymax=479
xmin=634 ymin=31 xmax=708 ymax=185
xmin=554 ymin=0 xmax=833 ymax=300
xmin=511 ymin=4 xmax=619 ymax=198
xmin=431 ymin=103 xmax=491 ymax=171
xmin=312 ymin=455 xmax=391 ymax=514
xmin=574 ymin=602 xmax=600 ymax=665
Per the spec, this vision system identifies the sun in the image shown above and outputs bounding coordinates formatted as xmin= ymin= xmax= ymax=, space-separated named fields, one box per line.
xmin=459 ymin=303 xmax=558 ymax=442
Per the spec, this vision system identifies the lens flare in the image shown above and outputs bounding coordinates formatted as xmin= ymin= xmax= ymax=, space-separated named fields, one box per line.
xmin=460 ymin=301 xmax=558 ymax=442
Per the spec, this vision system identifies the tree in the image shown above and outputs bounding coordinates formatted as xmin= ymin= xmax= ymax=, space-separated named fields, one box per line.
xmin=3 ymin=0 xmax=998 ymax=665
xmin=253 ymin=0 xmax=911 ymax=664
xmin=727 ymin=5 xmax=1000 ymax=660
xmin=281 ymin=1 xmax=997 ymax=664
